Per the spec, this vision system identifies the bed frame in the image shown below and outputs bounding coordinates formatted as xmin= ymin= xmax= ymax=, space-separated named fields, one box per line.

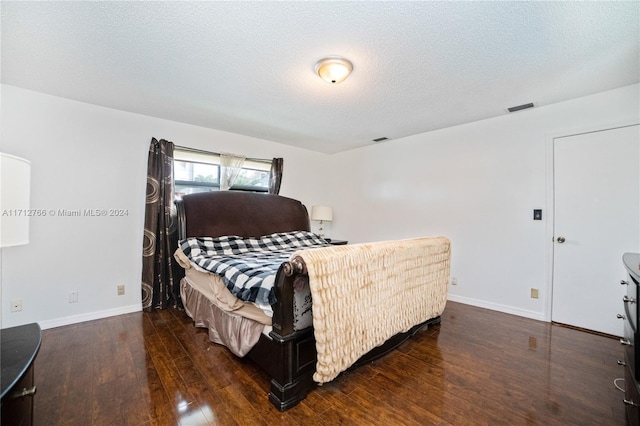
xmin=175 ymin=191 xmax=440 ymax=410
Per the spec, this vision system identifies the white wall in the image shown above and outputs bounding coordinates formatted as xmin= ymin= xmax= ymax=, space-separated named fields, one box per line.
xmin=2 ymin=83 xmax=637 ymax=329
xmin=328 ymin=83 xmax=639 ymax=320
xmin=0 ymin=85 xmax=331 ymax=328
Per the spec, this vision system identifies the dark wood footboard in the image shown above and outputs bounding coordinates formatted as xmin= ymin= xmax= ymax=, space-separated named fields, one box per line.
xmin=245 ymin=260 xmax=317 ymax=411
xmin=247 ymin=258 xmax=441 ymax=411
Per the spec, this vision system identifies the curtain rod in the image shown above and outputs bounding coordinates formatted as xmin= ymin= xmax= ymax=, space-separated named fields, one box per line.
xmin=175 ymin=145 xmax=269 ymax=163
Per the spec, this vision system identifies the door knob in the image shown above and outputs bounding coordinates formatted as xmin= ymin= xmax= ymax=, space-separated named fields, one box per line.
xmin=556 ymin=236 xmax=566 ymax=243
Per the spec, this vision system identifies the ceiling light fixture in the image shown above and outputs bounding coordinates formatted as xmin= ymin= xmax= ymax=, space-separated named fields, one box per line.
xmin=314 ymin=57 xmax=353 ymax=84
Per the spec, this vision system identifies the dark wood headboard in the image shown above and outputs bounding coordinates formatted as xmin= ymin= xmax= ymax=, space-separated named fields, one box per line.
xmin=175 ymin=191 xmax=310 ymax=240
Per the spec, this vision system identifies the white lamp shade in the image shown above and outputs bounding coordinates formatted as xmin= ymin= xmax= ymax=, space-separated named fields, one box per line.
xmin=310 ymin=205 xmax=333 ymax=222
xmin=0 ymin=153 xmax=31 ymax=247
xmin=315 ymin=58 xmax=353 ymax=84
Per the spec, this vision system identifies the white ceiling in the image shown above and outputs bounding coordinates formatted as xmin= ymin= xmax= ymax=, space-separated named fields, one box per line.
xmin=1 ymin=1 xmax=638 ymax=154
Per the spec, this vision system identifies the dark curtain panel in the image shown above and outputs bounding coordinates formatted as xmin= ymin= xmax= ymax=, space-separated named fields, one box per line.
xmin=268 ymin=157 xmax=283 ymax=195
xmin=141 ymin=138 xmax=180 ymax=311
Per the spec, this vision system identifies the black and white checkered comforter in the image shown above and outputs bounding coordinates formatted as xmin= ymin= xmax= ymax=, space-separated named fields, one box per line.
xmin=180 ymin=231 xmax=329 ymax=306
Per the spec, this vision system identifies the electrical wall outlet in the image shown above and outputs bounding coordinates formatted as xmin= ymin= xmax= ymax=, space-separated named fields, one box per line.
xmin=117 ymin=285 xmax=125 ymax=296
xmin=69 ymin=291 xmax=78 ymax=303
xmin=451 ymin=277 xmax=458 ymax=285
xmin=10 ymin=299 xmax=22 ymax=312
xmin=530 ymin=288 xmax=539 ymax=299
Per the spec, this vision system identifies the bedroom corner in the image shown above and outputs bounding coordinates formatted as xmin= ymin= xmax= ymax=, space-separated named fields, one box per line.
xmin=0 ymin=84 xmax=329 ymax=329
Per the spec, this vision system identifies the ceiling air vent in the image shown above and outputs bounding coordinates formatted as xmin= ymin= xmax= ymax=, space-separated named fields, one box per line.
xmin=372 ymin=137 xmax=389 ymax=143
xmin=507 ymin=102 xmax=535 ymax=113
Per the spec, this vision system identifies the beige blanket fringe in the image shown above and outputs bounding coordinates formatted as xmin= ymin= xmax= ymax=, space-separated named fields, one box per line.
xmin=292 ymin=236 xmax=451 ymax=384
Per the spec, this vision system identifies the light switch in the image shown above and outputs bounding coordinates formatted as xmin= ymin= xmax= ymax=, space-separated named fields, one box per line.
xmin=533 ymin=209 xmax=542 ymax=220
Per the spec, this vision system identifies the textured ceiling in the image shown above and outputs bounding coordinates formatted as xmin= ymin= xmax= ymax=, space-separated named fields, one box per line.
xmin=1 ymin=1 xmax=638 ymax=154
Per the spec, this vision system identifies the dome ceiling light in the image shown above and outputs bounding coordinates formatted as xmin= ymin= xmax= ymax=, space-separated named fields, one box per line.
xmin=314 ymin=57 xmax=353 ymax=84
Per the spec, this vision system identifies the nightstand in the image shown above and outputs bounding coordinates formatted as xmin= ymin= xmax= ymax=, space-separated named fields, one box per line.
xmin=1 ymin=323 xmax=41 ymax=426
xmin=326 ymin=239 xmax=348 ymax=245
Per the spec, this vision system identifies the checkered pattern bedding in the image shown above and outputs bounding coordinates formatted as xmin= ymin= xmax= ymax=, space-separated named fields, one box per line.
xmin=180 ymin=231 xmax=329 ymax=306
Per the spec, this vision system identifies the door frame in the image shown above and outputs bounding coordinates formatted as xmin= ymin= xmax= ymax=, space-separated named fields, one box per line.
xmin=544 ymin=120 xmax=640 ymax=322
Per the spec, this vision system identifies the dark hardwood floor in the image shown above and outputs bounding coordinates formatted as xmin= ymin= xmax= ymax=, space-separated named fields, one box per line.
xmin=33 ymin=302 xmax=627 ymax=425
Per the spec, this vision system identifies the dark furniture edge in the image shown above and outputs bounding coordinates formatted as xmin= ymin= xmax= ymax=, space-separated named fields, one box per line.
xmin=1 ymin=323 xmax=42 ymax=400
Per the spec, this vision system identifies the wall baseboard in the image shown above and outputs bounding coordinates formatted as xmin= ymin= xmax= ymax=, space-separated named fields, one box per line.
xmin=38 ymin=304 xmax=142 ymax=330
xmin=38 ymin=297 xmax=545 ymax=329
xmin=37 ymin=297 xmax=544 ymax=330
xmin=447 ymin=294 xmax=546 ymax=322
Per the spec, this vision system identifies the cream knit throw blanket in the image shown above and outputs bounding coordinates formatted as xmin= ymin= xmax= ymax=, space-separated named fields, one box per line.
xmin=292 ymin=236 xmax=451 ymax=384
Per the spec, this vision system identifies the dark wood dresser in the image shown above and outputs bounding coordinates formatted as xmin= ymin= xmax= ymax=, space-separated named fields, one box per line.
xmin=1 ymin=323 xmax=41 ymax=426
xmin=622 ymin=253 xmax=640 ymax=425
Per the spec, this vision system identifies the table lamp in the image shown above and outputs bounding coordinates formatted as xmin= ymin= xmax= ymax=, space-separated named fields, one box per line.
xmin=1 ymin=153 xmax=31 ymax=247
xmin=310 ymin=205 xmax=333 ymax=238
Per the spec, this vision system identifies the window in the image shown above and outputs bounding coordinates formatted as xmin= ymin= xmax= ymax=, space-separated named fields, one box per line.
xmin=173 ymin=149 xmax=271 ymax=199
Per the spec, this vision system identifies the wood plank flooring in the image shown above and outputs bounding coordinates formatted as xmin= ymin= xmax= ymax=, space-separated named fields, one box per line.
xmin=33 ymin=302 xmax=627 ymax=425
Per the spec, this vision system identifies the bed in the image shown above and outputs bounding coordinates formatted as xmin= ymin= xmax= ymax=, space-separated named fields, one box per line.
xmin=174 ymin=191 xmax=451 ymax=410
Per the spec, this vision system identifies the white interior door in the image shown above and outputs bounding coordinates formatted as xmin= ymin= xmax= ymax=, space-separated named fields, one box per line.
xmin=552 ymin=124 xmax=639 ymax=336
